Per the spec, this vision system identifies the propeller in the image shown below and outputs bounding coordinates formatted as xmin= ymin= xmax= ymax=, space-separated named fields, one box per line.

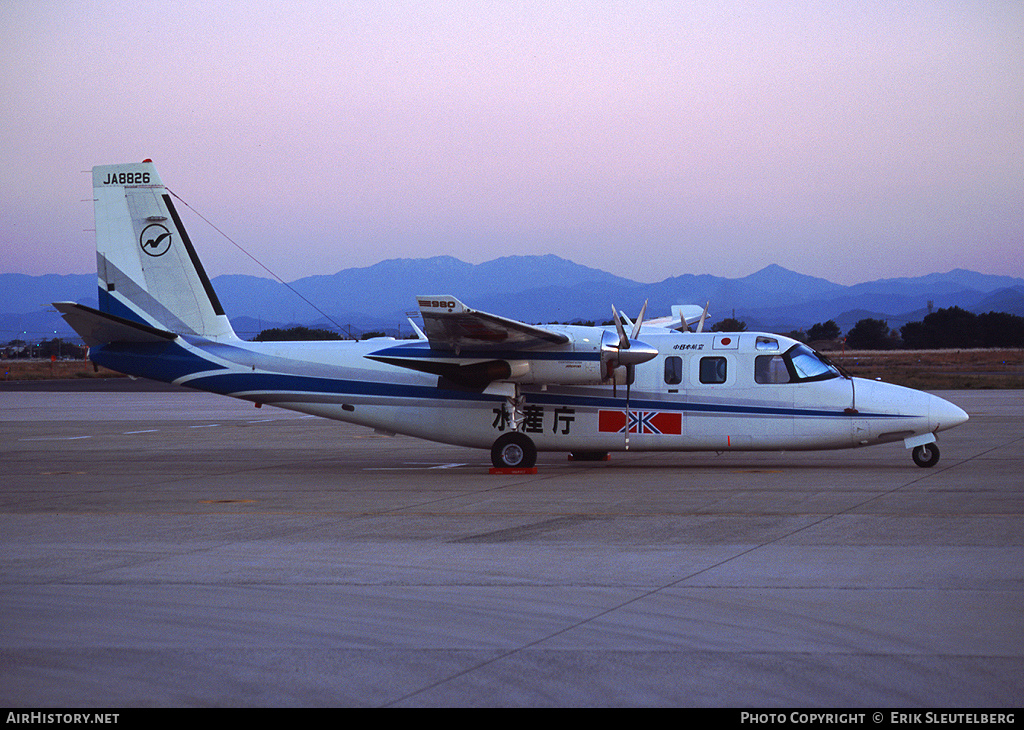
xmin=695 ymin=301 xmax=709 ymax=333
xmin=672 ymin=302 xmax=710 ymax=333
xmin=602 ymin=301 xmax=658 ymax=449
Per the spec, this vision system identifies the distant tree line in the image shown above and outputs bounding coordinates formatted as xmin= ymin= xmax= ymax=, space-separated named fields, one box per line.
xmin=806 ymin=320 xmax=841 ymax=341
xmin=247 ymin=307 xmax=1023 ymax=349
xmin=250 ymin=326 xmax=396 ymax=342
xmin=900 ymin=307 xmax=1024 ymax=349
xmin=708 ymin=307 xmax=1022 ymax=350
xmin=711 ymin=317 xmax=747 ymax=333
xmin=795 ymin=307 xmax=1024 ymax=350
xmin=251 ymin=326 xmax=344 ymax=342
xmin=1 ymin=338 xmax=87 ymax=360
xmin=843 ymin=319 xmax=903 ymax=350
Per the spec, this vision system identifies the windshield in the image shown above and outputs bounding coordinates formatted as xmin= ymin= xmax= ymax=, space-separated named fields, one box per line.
xmin=787 ymin=344 xmax=842 ymax=382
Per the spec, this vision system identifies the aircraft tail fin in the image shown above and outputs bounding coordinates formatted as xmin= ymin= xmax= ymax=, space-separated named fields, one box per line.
xmin=91 ymin=161 xmax=236 ymax=339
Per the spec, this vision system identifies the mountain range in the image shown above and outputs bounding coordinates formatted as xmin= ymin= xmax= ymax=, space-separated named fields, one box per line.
xmin=3 ymin=256 xmax=1023 ymax=342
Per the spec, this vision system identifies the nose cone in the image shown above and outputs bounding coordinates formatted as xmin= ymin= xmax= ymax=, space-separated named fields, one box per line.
xmin=618 ymin=339 xmax=659 ymax=367
xmin=600 ymin=331 xmax=658 ymax=368
xmin=930 ymin=394 xmax=969 ymax=433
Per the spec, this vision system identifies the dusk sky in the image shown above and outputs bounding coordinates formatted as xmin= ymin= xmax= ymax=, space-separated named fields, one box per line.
xmin=2 ymin=1 xmax=1021 ymax=285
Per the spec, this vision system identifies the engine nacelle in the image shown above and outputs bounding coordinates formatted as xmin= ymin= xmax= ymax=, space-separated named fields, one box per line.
xmin=370 ymin=325 xmax=656 ymax=388
xmin=503 ymin=358 xmax=608 ymax=386
xmin=500 ymin=327 xmax=658 ymax=386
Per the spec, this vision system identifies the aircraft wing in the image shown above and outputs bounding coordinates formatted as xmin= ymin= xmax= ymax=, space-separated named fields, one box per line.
xmin=53 ymin=302 xmax=178 ymax=347
xmin=416 ymin=295 xmax=569 ymax=352
xmin=646 ymin=304 xmax=710 ymax=332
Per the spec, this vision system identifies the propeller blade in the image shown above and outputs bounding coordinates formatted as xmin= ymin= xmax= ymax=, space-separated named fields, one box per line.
xmin=604 ymin=300 xmax=658 ymax=449
xmin=630 ymin=300 xmax=648 ymax=340
xmin=696 ymin=301 xmax=709 ymax=333
xmin=612 ymin=304 xmax=629 ymax=349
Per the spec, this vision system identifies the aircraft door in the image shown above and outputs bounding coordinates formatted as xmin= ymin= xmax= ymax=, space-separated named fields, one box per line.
xmin=850 ymin=379 xmax=870 ymax=445
xmin=751 ymin=352 xmax=796 ymax=447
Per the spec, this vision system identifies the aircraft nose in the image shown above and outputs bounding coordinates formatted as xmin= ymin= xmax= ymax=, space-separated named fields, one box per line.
xmin=930 ymin=394 xmax=969 ymax=432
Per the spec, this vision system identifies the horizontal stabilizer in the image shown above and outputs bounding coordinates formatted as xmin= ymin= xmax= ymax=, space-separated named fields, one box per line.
xmin=53 ymin=301 xmax=178 ymax=347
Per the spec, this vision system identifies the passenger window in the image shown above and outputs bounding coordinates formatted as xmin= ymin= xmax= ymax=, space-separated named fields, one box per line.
xmin=699 ymin=356 xmax=727 ymax=384
xmin=755 ymin=355 xmax=791 ymax=384
xmin=664 ymin=356 xmax=682 ymax=385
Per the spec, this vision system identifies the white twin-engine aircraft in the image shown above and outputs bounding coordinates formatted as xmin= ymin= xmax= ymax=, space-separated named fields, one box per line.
xmin=57 ymin=161 xmax=968 ymax=470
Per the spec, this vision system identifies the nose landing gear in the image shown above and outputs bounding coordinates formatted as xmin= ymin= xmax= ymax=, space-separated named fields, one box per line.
xmin=912 ymin=443 xmax=940 ymax=468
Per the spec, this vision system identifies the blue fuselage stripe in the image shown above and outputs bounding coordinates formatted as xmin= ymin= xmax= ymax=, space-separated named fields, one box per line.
xmin=187 ymin=372 xmax=505 ymax=403
xmin=187 ymin=371 xmax=906 ymax=420
xmin=90 ymin=341 xmax=227 ymax=382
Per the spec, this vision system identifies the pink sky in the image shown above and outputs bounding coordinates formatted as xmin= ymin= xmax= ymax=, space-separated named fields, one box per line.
xmin=1 ymin=1 xmax=1021 ymax=285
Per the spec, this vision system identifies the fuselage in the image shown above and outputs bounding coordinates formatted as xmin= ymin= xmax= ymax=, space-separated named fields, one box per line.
xmin=88 ymin=325 xmax=968 ymax=455
xmin=66 ymin=160 xmax=969 ymax=469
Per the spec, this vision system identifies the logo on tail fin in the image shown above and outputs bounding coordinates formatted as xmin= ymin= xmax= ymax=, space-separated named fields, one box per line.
xmin=140 ymin=224 xmax=172 ymax=257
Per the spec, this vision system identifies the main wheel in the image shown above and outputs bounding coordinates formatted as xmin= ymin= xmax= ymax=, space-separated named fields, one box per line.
xmin=491 ymin=432 xmax=537 ymax=469
xmin=912 ymin=443 xmax=940 ymax=468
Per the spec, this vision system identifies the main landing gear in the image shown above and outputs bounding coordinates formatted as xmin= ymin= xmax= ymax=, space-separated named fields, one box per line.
xmin=912 ymin=443 xmax=940 ymax=468
xmin=491 ymin=432 xmax=537 ymax=469
xmin=490 ymin=384 xmax=538 ymax=470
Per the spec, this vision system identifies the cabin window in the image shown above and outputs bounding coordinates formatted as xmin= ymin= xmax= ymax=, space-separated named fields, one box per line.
xmin=755 ymin=336 xmax=779 ymax=351
xmin=754 ymin=355 xmax=791 ymax=384
xmin=664 ymin=356 xmax=682 ymax=385
xmin=699 ymin=356 xmax=727 ymax=384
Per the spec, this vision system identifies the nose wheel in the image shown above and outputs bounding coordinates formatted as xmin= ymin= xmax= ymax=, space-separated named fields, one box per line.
xmin=912 ymin=443 xmax=940 ymax=468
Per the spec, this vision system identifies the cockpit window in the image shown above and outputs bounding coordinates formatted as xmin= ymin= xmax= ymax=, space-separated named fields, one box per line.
xmin=754 ymin=344 xmax=841 ymax=384
xmin=787 ymin=344 xmax=842 ymax=382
